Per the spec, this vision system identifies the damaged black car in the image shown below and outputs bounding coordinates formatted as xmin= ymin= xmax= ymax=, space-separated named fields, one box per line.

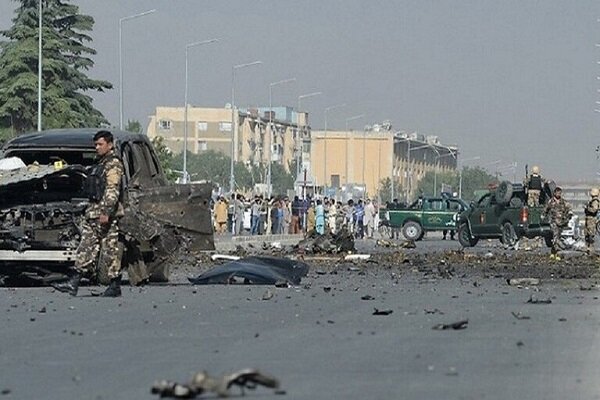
xmin=0 ymin=128 xmax=214 ymax=286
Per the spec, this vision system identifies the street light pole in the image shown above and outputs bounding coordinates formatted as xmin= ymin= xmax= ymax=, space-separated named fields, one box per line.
xmin=267 ymin=78 xmax=296 ymax=198
xmin=458 ymin=156 xmax=480 ymax=198
xmin=323 ymin=103 xmax=346 ymax=193
xmin=433 ymin=149 xmax=457 ymax=196
xmin=297 ymin=91 xmax=322 ymax=181
xmin=345 ymin=114 xmax=364 ymax=188
xmin=183 ymin=38 xmax=219 ymax=184
xmin=230 ymin=60 xmax=262 ymax=193
xmin=37 ymin=0 xmax=42 ymax=132
xmin=119 ymin=9 xmax=156 ymax=130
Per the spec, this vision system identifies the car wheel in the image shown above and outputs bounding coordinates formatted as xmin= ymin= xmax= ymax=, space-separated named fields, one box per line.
xmin=501 ymin=222 xmax=519 ymax=248
xmin=457 ymin=223 xmax=478 ymax=247
xmin=402 ymin=221 xmax=422 ymax=241
xmin=495 ymin=181 xmax=513 ymax=206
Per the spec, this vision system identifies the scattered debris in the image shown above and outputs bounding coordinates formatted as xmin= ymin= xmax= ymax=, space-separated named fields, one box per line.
xmin=344 ymin=254 xmax=371 ymax=261
xmin=372 ymin=308 xmax=393 ymax=316
xmin=189 ymin=256 xmax=309 ymax=285
xmin=432 ymin=320 xmax=468 ymax=330
xmin=261 ymin=290 xmax=274 ymax=301
xmin=296 ymin=228 xmax=355 ymax=254
xmin=508 ymin=278 xmax=540 ymax=286
xmin=151 ymin=368 xmax=280 ymax=398
xmin=361 ymin=295 xmax=375 ymax=301
xmin=526 ymin=295 xmax=552 ymax=304
xmin=211 ymin=254 xmax=241 ymax=262
xmin=323 ymin=287 xmax=332 ymax=293
xmin=424 ymin=308 xmax=444 ymax=315
xmin=511 ymin=312 xmax=531 ymax=320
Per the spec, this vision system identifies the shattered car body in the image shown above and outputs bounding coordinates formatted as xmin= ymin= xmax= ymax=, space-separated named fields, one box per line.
xmin=0 ymin=128 xmax=214 ymax=285
xmin=189 ymin=256 xmax=309 ymax=285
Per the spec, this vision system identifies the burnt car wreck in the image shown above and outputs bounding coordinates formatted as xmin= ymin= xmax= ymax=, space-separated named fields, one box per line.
xmin=0 ymin=129 xmax=214 ymax=286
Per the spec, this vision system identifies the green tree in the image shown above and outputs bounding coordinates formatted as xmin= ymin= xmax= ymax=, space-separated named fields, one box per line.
xmin=378 ymin=177 xmax=402 ymax=204
xmin=270 ymin=162 xmax=295 ymax=196
xmin=415 ymin=166 xmax=497 ymax=201
xmin=125 ymin=119 xmax=142 ymax=134
xmin=0 ymin=0 xmax=111 ymax=133
xmin=150 ymin=135 xmax=176 ymax=182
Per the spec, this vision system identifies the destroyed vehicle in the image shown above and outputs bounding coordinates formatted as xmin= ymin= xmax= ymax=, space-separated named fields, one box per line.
xmin=457 ymin=181 xmax=559 ymax=248
xmin=0 ymin=128 xmax=214 ymax=285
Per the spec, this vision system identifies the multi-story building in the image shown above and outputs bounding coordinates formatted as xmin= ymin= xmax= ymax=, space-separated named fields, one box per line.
xmin=309 ymin=124 xmax=458 ymax=200
xmin=146 ymin=106 xmax=309 ymax=173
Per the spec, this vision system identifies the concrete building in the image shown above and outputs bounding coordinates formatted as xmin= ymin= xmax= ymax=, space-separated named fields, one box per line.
xmin=146 ymin=106 xmax=309 ymax=173
xmin=310 ymin=126 xmax=458 ymax=200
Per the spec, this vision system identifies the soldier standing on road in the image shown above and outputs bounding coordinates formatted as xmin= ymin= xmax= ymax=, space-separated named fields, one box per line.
xmin=524 ymin=165 xmax=545 ymax=207
xmin=52 ymin=130 xmax=125 ymax=297
xmin=543 ymin=186 xmax=572 ymax=260
xmin=584 ymin=188 xmax=600 ymax=254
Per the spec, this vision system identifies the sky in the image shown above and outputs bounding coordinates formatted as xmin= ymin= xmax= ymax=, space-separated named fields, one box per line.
xmin=1 ymin=0 xmax=599 ymax=181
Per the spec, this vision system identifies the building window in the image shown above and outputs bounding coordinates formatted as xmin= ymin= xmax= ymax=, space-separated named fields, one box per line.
xmin=198 ymin=141 xmax=208 ymax=151
xmin=159 ymin=120 xmax=171 ymax=130
xmin=197 ymin=121 xmax=208 ymax=131
xmin=219 ymin=122 xmax=232 ymax=132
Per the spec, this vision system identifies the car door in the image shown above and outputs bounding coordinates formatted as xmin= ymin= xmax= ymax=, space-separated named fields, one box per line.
xmin=470 ymin=194 xmax=491 ymax=235
xmin=423 ymin=199 xmax=447 ymax=229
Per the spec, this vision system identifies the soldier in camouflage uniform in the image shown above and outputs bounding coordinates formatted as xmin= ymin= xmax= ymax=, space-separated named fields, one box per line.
xmin=524 ymin=165 xmax=545 ymax=207
xmin=543 ymin=186 xmax=572 ymax=260
xmin=52 ymin=130 xmax=125 ymax=297
xmin=584 ymin=188 xmax=600 ymax=253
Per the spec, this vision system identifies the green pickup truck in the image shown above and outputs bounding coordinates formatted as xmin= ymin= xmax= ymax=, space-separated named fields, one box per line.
xmin=456 ymin=181 xmax=553 ymax=247
xmin=387 ymin=197 xmax=469 ymax=241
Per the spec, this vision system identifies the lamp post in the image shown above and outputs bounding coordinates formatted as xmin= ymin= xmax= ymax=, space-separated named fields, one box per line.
xmin=182 ymin=38 xmax=219 ymax=184
xmin=344 ymin=114 xmax=364 ymax=188
xmin=433 ymin=149 xmax=457 ymax=196
xmin=396 ymin=139 xmax=431 ymax=202
xmin=119 ymin=9 xmax=156 ymax=130
xmin=458 ymin=156 xmax=480 ymax=199
xmin=267 ymin=78 xmax=296 ymax=198
xmin=297 ymin=91 xmax=322 ymax=180
xmin=37 ymin=0 xmax=42 ymax=131
xmin=323 ymin=104 xmax=346 ymax=193
xmin=230 ymin=60 xmax=262 ymax=193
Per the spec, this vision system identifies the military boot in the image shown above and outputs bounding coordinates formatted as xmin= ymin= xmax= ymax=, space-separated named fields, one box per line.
xmin=51 ymin=271 xmax=81 ymax=296
xmin=102 ymin=277 xmax=122 ymax=297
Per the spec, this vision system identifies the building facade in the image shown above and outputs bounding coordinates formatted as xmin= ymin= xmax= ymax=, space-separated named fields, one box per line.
xmin=146 ymin=106 xmax=309 ymax=173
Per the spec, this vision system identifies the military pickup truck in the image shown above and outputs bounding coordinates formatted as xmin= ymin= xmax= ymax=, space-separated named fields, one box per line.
xmin=387 ymin=196 xmax=469 ymax=241
xmin=0 ymin=128 xmax=214 ymax=285
xmin=456 ymin=181 xmax=554 ymax=248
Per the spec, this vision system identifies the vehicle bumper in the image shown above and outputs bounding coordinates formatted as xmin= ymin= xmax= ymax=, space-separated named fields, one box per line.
xmin=0 ymin=249 xmax=76 ymax=262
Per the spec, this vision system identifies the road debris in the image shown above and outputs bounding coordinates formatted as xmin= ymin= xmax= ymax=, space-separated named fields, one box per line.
xmin=211 ymin=254 xmax=241 ymax=262
xmin=189 ymin=256 xmax=309 ymax=285
xmin=361 ymin=295 xmax=375 ymax=301
xmin=526 ymin=295 xmax=552 ymax=304
xmin=372 ymin=308 xmax=393 ymax=315
xmin=296 ymin=228 xmax=355 ymax=254
xmin=151 ymin=368 xmax=280 ymax=398
xmin=261 ymin=290 xmax=274 ymax=300
xmin=432 ymin=320 xmax=468 ymax=330
xmin=344 ymin=254 xmax=371 ymax=261
xmin=507 ymin=278 xmax=540 ymax=286
xmin=511 ymin=312 xmax=531 ymax=320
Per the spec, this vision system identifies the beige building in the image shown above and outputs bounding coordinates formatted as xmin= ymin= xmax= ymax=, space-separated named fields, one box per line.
xmin=310 ymin=127 xmax=457 ymax=200
xmin=146 ymin=106 xmax=309 ymax=173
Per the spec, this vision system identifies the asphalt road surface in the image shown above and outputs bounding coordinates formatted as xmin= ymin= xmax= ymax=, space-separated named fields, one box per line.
xmin=2 ymin=236 xmax=600 ymax=400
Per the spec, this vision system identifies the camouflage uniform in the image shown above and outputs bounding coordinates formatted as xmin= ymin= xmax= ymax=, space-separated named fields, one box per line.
xmin=543 ymin=195 xmax=572 ymax=255
xmin=75 ymin=150 xmax=124 ymax=280
xmin=584 ymin=194 xmax=600 ymax=251
xmin=525 ymin=173 xmax=544 ymax=207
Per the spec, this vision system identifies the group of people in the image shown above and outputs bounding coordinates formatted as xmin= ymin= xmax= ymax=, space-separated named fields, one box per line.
xmin=212 ymin=194 xmax=382 ymax=239
xmin=525 ymin=165 xmax=599 ymax=259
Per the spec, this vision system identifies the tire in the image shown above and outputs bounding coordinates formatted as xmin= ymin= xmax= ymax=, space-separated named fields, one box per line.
xmin=457 ymin=223 xmax=478 ymax=247
xmin=496 ymin=181 xmax=513 ymax=206
xmin=544 ymin=235 xmax=553 ymax=248
xmin=501 ymin=222 xmax=519 ymax=248
xmin=402 ymin=221 xmax=423 ymax=241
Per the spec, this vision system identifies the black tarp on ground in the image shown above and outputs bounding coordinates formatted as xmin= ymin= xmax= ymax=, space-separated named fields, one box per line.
xmin=189 ymin=256 xmax=310 ymax=285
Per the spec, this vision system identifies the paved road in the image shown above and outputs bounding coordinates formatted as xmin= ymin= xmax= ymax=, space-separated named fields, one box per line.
xmin=2 ymin=260 xmax=600 ymax=399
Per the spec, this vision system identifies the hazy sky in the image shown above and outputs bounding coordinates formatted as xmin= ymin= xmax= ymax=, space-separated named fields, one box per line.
xmin=1 ymin=0 xmax=599 ymax=180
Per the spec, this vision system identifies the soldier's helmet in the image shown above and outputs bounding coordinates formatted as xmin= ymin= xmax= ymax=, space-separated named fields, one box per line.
xmin=531 ymin=165 xmax=540 ymax=174
xmin=591 ymin=188 xmax=600 ymax=197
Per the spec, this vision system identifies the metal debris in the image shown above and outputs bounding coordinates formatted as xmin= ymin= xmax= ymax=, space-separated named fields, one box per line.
xmin=511 ymin=312 xmax=531 ymax=320
xmin=151 ymin=368 xmax=280 ymax=398
xmin=372 ymin=308 xmax=393 ymax=316
xmin=432 ymin=320 xmax=468 ymax=330
xmin=526 ymin=295 xmax=552 ymax=304
xmin=507 ymin=278 xmax=540 ymax=286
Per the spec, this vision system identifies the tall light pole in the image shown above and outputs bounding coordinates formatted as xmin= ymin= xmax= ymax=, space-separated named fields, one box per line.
xmin=345 ymin=114 xmax=364 ymax=188
xmin=433 ymin=149 xmax=457 ymax=196
xmin=183 ymin=38 xmax=219 ymax=184
xmin=230 ymin=60 xmax=262 ymax=193
xmin=400 ymin=140 xmax=431 ymax=202
xmin=323 ymin=103 xmax=346 ymax=192
xmin=267 ymin=77 xmax=296 ymax=198
xmin=119 ymin=9 xmax=156 ymax=130
xmin=37 ymin=0 xmax=42 ymax=131
xmin=297 ymin=91 xmax=322 ymax=180
xmin=458 ymin=156 xmax=480 ymax=199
